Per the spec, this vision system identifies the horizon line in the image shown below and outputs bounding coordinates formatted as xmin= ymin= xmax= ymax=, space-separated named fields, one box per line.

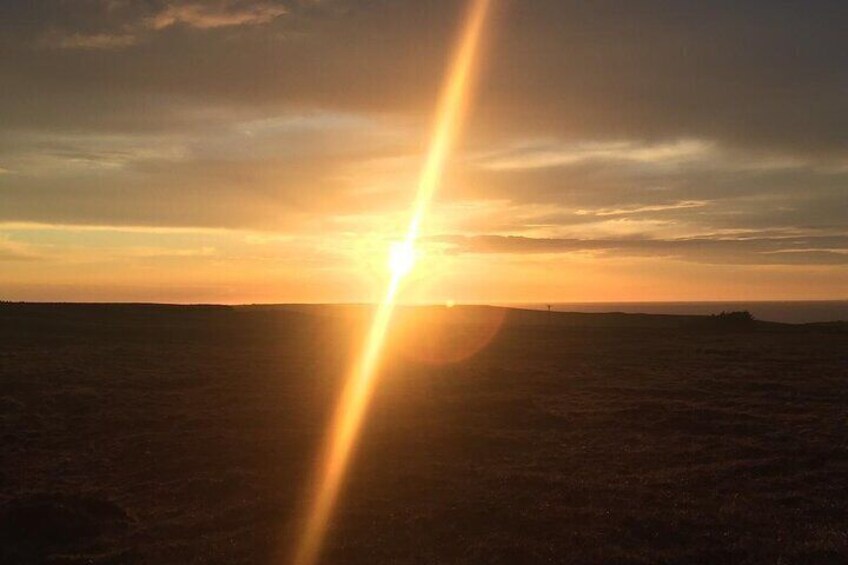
xmin=2 ymin=299 xmax=846 ymax=306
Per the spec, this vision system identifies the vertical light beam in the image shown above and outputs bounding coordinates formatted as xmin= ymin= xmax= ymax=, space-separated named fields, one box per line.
xmin=292 ymin=2 xmax=493 ymax=564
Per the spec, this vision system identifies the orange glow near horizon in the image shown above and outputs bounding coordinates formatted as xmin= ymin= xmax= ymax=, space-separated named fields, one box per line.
xmin=290 ymin=2 xmax=493 ymax=564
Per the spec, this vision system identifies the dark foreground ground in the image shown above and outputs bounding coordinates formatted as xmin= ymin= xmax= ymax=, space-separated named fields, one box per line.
xmin=1 ymin=303 xmax=846 ymax=564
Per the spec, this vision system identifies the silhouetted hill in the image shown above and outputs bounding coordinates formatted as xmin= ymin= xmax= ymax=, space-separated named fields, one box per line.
xmin=4 ymin=303 xmax=844 ymax=337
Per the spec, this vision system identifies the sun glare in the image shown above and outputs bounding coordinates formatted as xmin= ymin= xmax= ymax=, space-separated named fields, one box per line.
xmin=388 ymin=240 xmax=417 ymax=277
xmin=291 ymin=2 xmax=493 ymax=564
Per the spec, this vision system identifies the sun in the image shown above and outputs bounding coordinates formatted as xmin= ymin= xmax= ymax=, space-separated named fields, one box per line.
xmin=388 ymin=240 xmax=417 ymax=278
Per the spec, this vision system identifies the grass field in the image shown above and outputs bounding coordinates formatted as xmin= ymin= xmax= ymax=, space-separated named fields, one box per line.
xmin=1 ymin=304 xmax=846 ymax=564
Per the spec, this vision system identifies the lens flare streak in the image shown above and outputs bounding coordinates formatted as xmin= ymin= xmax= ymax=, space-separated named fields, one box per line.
xmin=292 ymin=2 xmax=493 ymax=564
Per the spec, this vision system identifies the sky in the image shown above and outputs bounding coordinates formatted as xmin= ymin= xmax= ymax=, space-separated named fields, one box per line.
xmin=0 ymin=0 xmax=846 ymax=304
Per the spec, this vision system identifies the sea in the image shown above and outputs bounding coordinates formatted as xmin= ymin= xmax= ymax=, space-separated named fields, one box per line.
xmin=506 ymin=301 xmax=848 ymax=324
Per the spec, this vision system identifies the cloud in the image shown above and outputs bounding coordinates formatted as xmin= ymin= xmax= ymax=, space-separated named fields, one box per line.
xmin=33 ymin=1 xmax=289 ymax=52
xmin=435 ymin=234 xmax=848 ymax=266
xmin=150 ymin=1 xmax=287 ymax=30
xmin=7 ymin=1 xmax=842 ymax=153
xmin=481 ymin=2 xmax=848 ymax=156
xmin=0 ymin=237 xmax=41 ymax=262
xmin=41 ymin=31 xmax=138 ymax=50
xmin=454 ymin=142 xmax=848 ymax=239
xmin=0 ymin=109 xmax=408 ymax=230
xmin=579 ymin=201 xmax=710 ymax=218
xmin=476 ymin=140 xmax=714 ymax=171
